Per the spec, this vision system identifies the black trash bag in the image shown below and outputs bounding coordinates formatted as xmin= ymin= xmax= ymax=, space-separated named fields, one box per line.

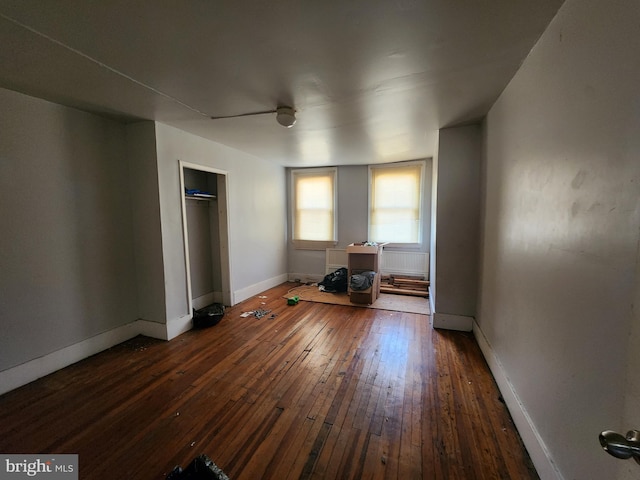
xmin=167 ymin=454 xmax=229 ymax=480
xmin=318 ymin=267 xmax=349 ymax=293
xmin=350 ymin=271 xmax=376 ymax=291
xmin=192 ymin=303 xmax=225 ymax=329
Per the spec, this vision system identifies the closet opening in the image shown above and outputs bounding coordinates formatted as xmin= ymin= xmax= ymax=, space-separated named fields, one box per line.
xmin=179 ymin=162 xmax=232 ymax=316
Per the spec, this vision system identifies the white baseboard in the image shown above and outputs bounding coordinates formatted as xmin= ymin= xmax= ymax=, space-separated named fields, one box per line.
xmin=234 ymin=273 xmax=288 ymax=304
xmin=0 ymin=314 xmax=197 ymax=395
xmin=0 ymin=321 xmax=141 ymax=396
xmin=0 ymin=274 xmax=300 ymax=396
xmin=166 ymin=314 xmax=194 ymax=341
xmin=473 ymin=321 xmax=563 ymax=480
xmin=0 ymin=313 xmax=199 ymax=395
xmin=192 ymin=292 xmax=219 ymax=310
xmin=136 ymin=318 xmax=169 ymax=341
xmin=429 ymin=286 xmax=435 ymax=315
xmin=433 ymin=311 xmax=473 ymax=331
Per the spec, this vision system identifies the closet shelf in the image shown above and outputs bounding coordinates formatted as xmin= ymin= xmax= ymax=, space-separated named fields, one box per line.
xmin=185 ymin=194 xmax=217 ymax=201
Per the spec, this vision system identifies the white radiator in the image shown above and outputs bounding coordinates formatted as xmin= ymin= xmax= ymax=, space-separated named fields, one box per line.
xmin=381 ymin=251 xmax=429 ymax=278
xmin=325 ymin=248 xmax=429 ymax=279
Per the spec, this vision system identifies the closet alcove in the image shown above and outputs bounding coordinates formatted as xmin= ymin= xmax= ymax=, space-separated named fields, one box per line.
xmin=180 ymin=164 xmax=232 ymax=312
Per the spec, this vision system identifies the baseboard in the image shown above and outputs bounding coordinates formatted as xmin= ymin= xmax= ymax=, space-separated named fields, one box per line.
xmin=233 ymin=273 xmax=288 ymax=304
xmin=473 ymin=321 xmax=563 ymax=480
xmin=0 ymin=321 xmax=142 ymax=396
xmin=166 ymin=314 xmax=194 ymax=341
xmin=136 ymin=318 xmax=170 ymax=341
xmin=429 ymin=286 xmax=435 ymax=315
xmin=432 ymin=311 xmax=473 ymax=331
xmin=0 ymin=275 xmax=293 ymax=395
xmin=192 ymin=292 xmax=218 ymax=310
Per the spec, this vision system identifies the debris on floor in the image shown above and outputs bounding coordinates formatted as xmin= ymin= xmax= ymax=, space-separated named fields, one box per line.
xmin=253 ymin=309 xmax=271 ymax=319
xmin=287 ymin=295 xmax=299 ymax=305
xmin=240 ymin=309 xmax=275 ymax=319
xmin=167 ymin=454 xmax=229 ymax=480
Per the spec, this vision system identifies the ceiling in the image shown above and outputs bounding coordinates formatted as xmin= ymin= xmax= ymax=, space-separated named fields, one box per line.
xmin=0 ymin=0 xmax=564 ymax=167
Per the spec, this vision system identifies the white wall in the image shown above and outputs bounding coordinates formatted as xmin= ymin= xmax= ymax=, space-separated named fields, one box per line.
xmin=429 ymin=138 xmax=439 ymax=310
xmin=288 ymin=162 xmax=432 ymax=280
xmin=477 ymin=0 xmax=640 ymax=478
xmin=0 ymin=100 xmax=289 ymax=390
xmin=126 ymin=122 xmax=166 ymax=324
xmin=622 ymin=256 xmax=640 ymax=479
xmin=0 ymin=87 xmax=138 ymax=372
xmin=154 ymin=123 xmax=288 ymax=323
xmin=624 ymin=258 xmax=640 ymax=480
xmin=431 ymin=125 xmax=482 ymax=330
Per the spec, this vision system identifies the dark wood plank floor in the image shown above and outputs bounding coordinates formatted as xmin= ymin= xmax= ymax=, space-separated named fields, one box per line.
xmin=0 ymin=283 xmax=538 ymax=479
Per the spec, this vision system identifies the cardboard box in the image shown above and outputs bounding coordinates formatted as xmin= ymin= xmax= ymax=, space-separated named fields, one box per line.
xmin=346 ymin=243 xmax=383 ymax=254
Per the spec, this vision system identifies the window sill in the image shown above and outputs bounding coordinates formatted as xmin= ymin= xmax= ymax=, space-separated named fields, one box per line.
xmin=375 ymin=242 xmax=422 ymax=250
xmin=292 ymin=240 xmax=338 ymax=251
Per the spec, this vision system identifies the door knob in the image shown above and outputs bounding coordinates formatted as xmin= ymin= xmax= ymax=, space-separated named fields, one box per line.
xmin=599 ymin=430 xmax=640 ymax=465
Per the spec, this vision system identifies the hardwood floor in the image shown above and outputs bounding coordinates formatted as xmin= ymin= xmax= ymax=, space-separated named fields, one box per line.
xmin=0 ymin=283 xmax=538 ymax=479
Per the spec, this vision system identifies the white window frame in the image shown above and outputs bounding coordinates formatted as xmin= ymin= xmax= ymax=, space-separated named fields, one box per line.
xmin=290 ymin=167 xmax=338 ymax=250
xmin=368 ymin=160 xmax=425 ymax=247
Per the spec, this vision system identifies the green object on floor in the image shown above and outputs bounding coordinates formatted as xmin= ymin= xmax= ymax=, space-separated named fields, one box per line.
xmin=287 ymin=295 xmax=299 ymax=305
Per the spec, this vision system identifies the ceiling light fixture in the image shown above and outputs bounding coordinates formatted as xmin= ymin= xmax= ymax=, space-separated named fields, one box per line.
xmin=275 ymin=106 xmax=296 ymax=128
xmin=210 ymin=105 xmax=296 ymax=128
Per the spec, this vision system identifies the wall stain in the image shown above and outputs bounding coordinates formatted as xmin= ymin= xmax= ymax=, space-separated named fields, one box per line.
xmin=571 ymin=201 xmax=580 ymax=217
xmin=571 ymin=170 xmax=587 ymax=189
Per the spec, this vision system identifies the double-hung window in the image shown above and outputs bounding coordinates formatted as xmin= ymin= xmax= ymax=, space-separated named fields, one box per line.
xmin=369 ymin=161 xmax=424 ymax=245
xmin=291 ymin=167 xmax=337 ymax=249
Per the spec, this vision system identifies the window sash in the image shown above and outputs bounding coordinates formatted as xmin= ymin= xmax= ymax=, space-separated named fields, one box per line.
xmin=291 ymin=168 xmax=337 ymax=247
xmin=369 ymin=162 xmax=423 ymax=244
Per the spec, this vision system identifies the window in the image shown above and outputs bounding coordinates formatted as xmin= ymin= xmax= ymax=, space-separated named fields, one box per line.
xmin=369 ymin=161 xmax=423 ymax=244
xmin=291 ymin=167 xmax=337 ymax=249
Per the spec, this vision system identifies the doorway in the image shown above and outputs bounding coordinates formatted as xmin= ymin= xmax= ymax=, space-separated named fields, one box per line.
xmin=179 ymin=162 xmax=232 ymax=313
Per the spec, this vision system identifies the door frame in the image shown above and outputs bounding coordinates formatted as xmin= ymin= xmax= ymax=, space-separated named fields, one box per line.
xmin=179 ymin=161 xmax=233 ymax=313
